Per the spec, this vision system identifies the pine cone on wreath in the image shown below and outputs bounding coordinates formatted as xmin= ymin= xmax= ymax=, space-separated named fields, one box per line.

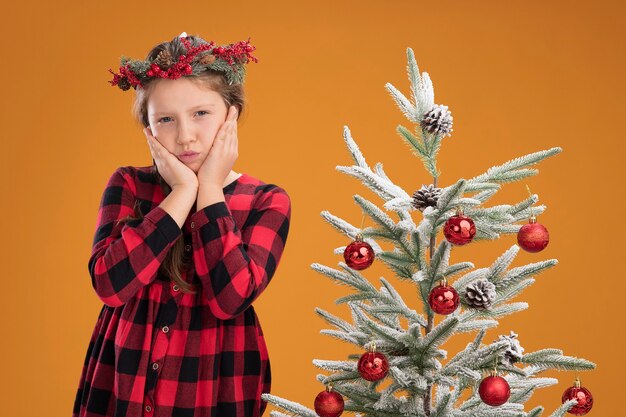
xmin=199 ymin=53 xmax=217 ymax=65
xmin=496 ymin=331 xmax=525 ymax=365
xmin=412 ymin=184 xmax=442 ymax=212
xmin=155 ymin=50 xmax=175 ymax=70
xmin=421 ymin=104 xmax=453 ymax=137
xmin=464 ymin=279 xmax=496 ymax=309
xmin=117 ymin=77 xmax=132 ymax=91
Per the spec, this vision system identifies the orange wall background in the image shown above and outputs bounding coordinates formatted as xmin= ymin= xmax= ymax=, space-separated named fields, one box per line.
xmin=2 ymin=0 xmax=624 ymax=415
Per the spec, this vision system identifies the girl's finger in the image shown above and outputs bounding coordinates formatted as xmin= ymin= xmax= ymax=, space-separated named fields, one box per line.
xmin=146 ymin=137 xmax=158 ymax=158
xmin=232 ymin=130 xmax=239 ymax=154
xmin=226 ymin=121 xmax=236 ymax=144
xmin=145 ymin=126 xmax=159 ymax=143
xmin=227 ymin=106 xmax=238 ymax=122
xmin=226 ymin=125 xmax=237 ymax=155
xmin=229 ymin=121 xmax=237 ymax=144
xmin=145 ymin=128 xmax=157 ymax=146
xmin=145 ymin=134 xmax=155 ymax=153
xmin=229 ymin=134 xmax=237 ymax=154
xmin=215 ymin=121 xmax=230 ymax=142
xmin=144 ymin=128 xmax=170 ymax=164
xmin=147 ymin=131 xmax=169 ymax=155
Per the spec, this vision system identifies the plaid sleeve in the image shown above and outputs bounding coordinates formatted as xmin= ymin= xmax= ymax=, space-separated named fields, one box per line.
xmin=190 ymin=185 xmax=291 ymax=320
xmin=88 ymin=167 xmax=182 ymax=307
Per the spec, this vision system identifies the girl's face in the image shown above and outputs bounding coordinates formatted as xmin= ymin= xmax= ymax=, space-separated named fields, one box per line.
xmin=146 ymin=77 xmax=229 ymax=173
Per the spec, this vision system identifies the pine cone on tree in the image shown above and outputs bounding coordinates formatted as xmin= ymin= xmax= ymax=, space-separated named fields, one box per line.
xmin=496 ymin=331 xmax=525 ymax=365
xmin=154 ymin=50 xmax=175 ymax=70
xmin=464 ymin=279 xmax=496 ymax=309
xmin=421 ymin=104 xmax=453 ymax=137
xmin=412 ymin=184 xmax=442 ymax=212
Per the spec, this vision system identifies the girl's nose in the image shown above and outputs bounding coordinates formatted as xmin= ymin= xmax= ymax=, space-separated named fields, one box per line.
xmin=176 ymin=124 xmax=196 ymax=144
xmin=176 ymin=134 xmax=195 ymax=144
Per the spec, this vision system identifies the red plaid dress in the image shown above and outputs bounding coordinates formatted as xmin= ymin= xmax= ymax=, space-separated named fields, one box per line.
xmin=72 ymin=166 xmax=291 ymax=417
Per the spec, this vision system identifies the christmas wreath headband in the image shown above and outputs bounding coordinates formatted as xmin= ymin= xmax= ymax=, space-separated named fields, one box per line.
xmin=108 ymin=32 xmax=258 ymax=91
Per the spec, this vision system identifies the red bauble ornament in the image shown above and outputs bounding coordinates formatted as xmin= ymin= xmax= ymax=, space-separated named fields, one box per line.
xmin=357 ymin=346 xmax=389 ymax=381
xmin=479 ymin=374 xmax=511 ymax=406
xmin=562 ymin=378 xmax=593 ymax=415
xmin=443 ymin=208 xmax=476 ymax=245
xmin=428 ymin=278 xmax=460 ymax=315
xmin=343 ymin=233 xmax=375 ymax=270
xmin=314 ymin=385 xmax=344 ymax=417
xmin=517 ymin=215 xmax=549 ymax=253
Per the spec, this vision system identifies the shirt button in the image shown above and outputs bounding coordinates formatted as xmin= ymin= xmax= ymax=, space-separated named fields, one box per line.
xmin=172 ymin=284 xmax=179 ymax=292
xmin=184 ymin=244 xmax=191 ymax=252
xmin=162 ymin=325 xmax=169 ymax=333
xmin=145 ymin=405 xmax=152 ymax=412
xmin=152 ymin=362 xmax=159 ymax=370
xmin=190 ymin=221 xmax=195 ymax=229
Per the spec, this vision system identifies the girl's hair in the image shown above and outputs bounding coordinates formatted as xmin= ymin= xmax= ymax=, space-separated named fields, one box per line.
xmin=121 ymin=34 xmax=245 ymax=294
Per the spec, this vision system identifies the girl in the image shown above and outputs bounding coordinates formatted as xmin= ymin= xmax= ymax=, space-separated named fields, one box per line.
xmin=72 ymin=32 xmax=291 ymax=417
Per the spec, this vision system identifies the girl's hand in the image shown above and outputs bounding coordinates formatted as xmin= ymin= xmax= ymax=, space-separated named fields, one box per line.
xmin=197 ymin=106 xmax=239 ymax=187
xmin=144 ymin=126 xmax=199 ymax=192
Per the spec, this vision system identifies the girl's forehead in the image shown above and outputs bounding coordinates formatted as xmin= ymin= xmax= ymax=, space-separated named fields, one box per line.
xmin=147 ymin=79 xmax=224 ymax=111
xmin=150 ymin=78 xmax=220 ymax=97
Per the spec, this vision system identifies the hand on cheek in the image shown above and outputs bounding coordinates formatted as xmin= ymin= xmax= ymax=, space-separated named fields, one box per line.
xmin=197 ymin=106 xmax=239 ymax=187
xmin=144 ymin=126 xmax=198 ymax=191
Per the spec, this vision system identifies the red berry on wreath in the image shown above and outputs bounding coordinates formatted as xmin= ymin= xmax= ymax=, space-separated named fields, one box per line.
xmin=428 ymin=278 xmax=460 ymax=315
xmin=517 ymin=214 xmax=549 ymax=253
xmin=357 ymin=344 xmax=389 ymax=381
xmin=314 ymin=385 xmax=344 ymax=417
xmin=479 ymin=372 xmax=510 ymax=406
xmin=343 ymin=233 xmax=375 ymax=270
xmin=443 ymin=207 xmax=476 ymax=245
xmin=562 ymin=377 xmax=593 ymax=415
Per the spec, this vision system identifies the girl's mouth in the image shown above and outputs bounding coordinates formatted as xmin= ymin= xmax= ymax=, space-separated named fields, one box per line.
xmin=178 ymin=152 xmax=200 ymax=162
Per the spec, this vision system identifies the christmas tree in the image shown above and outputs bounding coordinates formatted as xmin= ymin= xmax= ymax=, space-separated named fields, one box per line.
xmin=262 ymin=49 xmax=595 ymax=417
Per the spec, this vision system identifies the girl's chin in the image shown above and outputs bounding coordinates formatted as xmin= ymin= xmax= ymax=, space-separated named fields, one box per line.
xmin=187 ymin=163 xmax=201 ymax=174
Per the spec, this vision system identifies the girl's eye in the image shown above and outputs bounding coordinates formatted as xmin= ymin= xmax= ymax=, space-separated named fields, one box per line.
xmin=157 ymin=111 xmax=208 ymax=123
